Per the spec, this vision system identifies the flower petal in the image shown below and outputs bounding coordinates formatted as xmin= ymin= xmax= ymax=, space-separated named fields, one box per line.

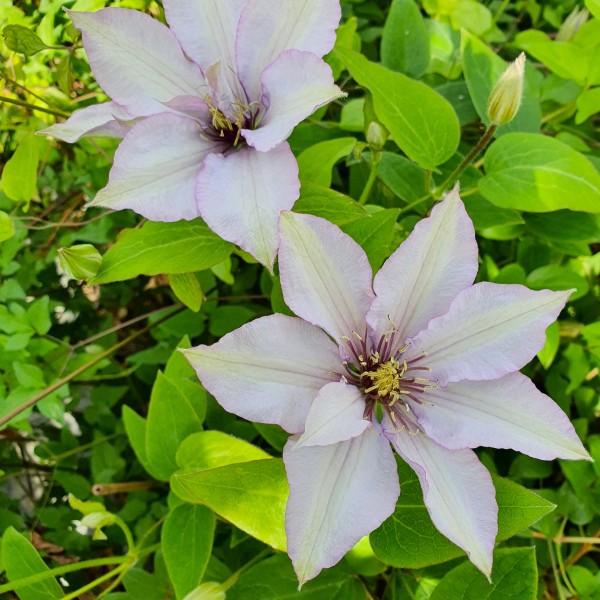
xmin=412 ymin=373 xmax=590 ymax=461
xmin=69 ymin=8 xmax=204 ymax=116
xmin=284 ymin=430 xmax=399 ymax=584
xmin=278 ymin=212 xmax=374 ymax=343
xmin=236 ymin=0 xmax=341 ymax=102
xmin=184 ymin=314 xmax=340 ymax=434
xmin=295 ymin=381 xmax=369 ymax=449
xmin=89 ymin=113 xmax=224 ymax=221
xmin=409 ymin=282 xmax=572 ymax=385
xmin=196 ymin=143 xmax=299 ymax=270
xmin=242 ymin=50 xmax=344 ymax=152
xmin=366 ymin=188 xmax=478 ymax=341
xmin=390 ymin=428 xmax=497 ymax=578
xmin=164 ymin=0 xmax=245 ymax=72
xmin=38 ymin=102 xmax=134 ymax=143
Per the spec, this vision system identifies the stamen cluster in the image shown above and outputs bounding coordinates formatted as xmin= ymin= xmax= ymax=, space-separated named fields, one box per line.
xmin=340 ymin=330 xmax=434 ymax=433
xmin=203 ymin=95 xmax=259 ymax=146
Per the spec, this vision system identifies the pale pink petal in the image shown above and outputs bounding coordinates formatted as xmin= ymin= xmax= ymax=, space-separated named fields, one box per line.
xmin=69 ymin=8 xmax=205 ymax=116
xmin=390 ymin=428 xmax=497 ymax=578
xmin=184 ymin=314 xmax=340 ymax=434
xmin=366 ymin=188 xmax=478 ymax=341
xmin=412 ymin=373 xmax=590 ymax=461
xmin=161 ymin=95 xmax=210 ymax=122
xmin=89 ymin=113 xmax=225 ymax=221
xmin=278 ymin=212 xmax=374 ymax=343
xmin=38 ymin=102 xmax=134 ymax=143
xmin=164 ymin=0 xmax=245 ymax=72
xmin=196 ymin=143 xmax=299 ymax=270
xmin=409 ymin=283 xmax=572 ymax=386
xmin=284 ymin=430 xmax=399 ymax=584
xmin=295 ymin=382 xmax=370 ymax=449
xmin=242 ymin=50 xmax=344 ymax=152
xmin=236 ymin=0 xmax=341 ymax=102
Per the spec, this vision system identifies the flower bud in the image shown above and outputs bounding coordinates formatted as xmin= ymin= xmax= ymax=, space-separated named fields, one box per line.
xmin=57 ymin=244 xmax=102 ymax=280
xmin=556 ymin=7 xmax=589 ymax=42
xmin=183 ymin=582 xmax=227 ymax=600
xmin=486 ymin=53 xmax=526 ymax=126
xmin=366 ymin=121 xmax=389 ymax=151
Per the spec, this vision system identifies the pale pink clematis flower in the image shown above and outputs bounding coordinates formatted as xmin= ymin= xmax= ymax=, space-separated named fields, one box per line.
xmin=40 ymin=1 xmax=344 ymax=269
xmin=184 ymin=190 xmax=589 ymax=583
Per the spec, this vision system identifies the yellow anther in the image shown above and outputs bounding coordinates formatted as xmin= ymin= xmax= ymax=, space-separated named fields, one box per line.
xmin=362 ymin=359 xmax=402 ymax=401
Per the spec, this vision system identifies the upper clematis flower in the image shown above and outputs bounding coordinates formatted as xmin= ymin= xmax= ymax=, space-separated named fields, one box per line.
xmin=184 ymin=189 xmax=590 ymax=584
xmin=40 ymin=1 xmax=344 ymax=269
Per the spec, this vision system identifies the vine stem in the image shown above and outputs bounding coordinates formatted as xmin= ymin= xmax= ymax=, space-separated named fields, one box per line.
xmin=0 ymin=305 xmax=185 ymax=428
xmin=0 ymin=556 xmax=127 ymax=594
xmin=432 ymin=124 xmax=497 ymax=198
xmin=359 ymin=152 xmax=381 ymax=205
xmin=0 ymin=95 xmax=69 ymax=117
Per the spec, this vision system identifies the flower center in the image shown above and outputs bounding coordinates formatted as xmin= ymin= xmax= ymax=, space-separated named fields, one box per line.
xmin=339 ymin=330 xmax=436 ymax=433
xmin=203 ymin=96 xmax=256 ymax=146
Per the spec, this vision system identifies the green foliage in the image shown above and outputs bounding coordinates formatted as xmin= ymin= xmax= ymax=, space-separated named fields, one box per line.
xmin=1 ymin=0 xmax=599 ymax=598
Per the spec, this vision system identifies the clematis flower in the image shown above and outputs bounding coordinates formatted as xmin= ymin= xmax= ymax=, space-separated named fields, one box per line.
xmin=184 ymin=189 xmax=589 ymax=583
xmin=40 ymin=1 xmax=344 ymax=269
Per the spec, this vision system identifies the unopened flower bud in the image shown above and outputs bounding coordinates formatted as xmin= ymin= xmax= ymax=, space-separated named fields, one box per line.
xmin=556 ymin=7 xmax=589 ymax=42
xmin=486 ymin=53 xmax=526 ymax=126
xmin=57 ymin=244 xmax=102 ymax=280
xmin=183 ymin=582 xmax=226 ymax=600
xmin=366 ymin=121 xmax=389 ymax=151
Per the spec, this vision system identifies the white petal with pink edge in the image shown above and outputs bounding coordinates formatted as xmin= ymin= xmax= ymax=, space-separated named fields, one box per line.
xmin=390 ymin=427 xmax=497 ymax=578
xmin=367 ymin=188 xmax=478 ymax=342
xmin=242 ymin=50 xmax=344 ymax=152
xmin=163 ymin=0 xmax=245 ymax=73
xmin=196 ymin=143 xmax=300 ymax=270
xmin=278 ymin=212 xmax=374 ymax=343
xmin=295 ymin=381 xmax=370 ymax=449
xmin=236 ymin=0 xmax=341 ymax=102
xmin=88 ymin=113 xmax=223 ymax=221
xmin=38 ymin=101 xmax=134 ymax=143
xmin=411 ymin=372 xmax=590 ymax=461
xmin=409 ymin=282 xmax=572 ymax=385
xmin=184 ymin=314 xmax=340 ymax=434
xmin=69 ymin=8 xmax=204 ymax=116
xmin=284 ymin=429 xmax=399 ymax=584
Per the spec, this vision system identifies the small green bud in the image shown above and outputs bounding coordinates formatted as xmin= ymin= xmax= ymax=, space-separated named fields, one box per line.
xmin=366 ymin=121 xmax=389 ymax=151
xmin=57 ymin=244 xmax=102 ymax=281
xmin=69 ymin=494 xmax=116 ymax=541
xmin=486 ymin=53 xmax=526 ymax=126
xmin=183 ymin=582 xmax=227 ymax=600
xmin=556 ymin=7 xmax=589 ymax=42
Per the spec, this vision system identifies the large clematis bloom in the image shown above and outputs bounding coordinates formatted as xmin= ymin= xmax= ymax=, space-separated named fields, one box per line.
xmin=184 ymin=190 xmax=590 ymax=583
xmin=40 ymin=1 xmax=344 ymax=269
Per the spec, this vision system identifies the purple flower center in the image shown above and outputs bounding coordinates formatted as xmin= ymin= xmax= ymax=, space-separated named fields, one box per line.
xmin=202 ymin=95 xmax=259 ymax=147
xmin=340 ymin=330 xmax=435 ymax=433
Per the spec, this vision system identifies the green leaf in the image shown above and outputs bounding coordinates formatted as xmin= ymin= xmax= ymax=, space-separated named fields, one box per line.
xmin=462 ymin=32 xmax=541 ymax=135
xmin=370 ymin=460 xmax=555 ymax=569
xmin=381 ymin=0 xmax=430 ymax=78
xmin=586 ymin=0 xmax=600 ymax=20
xmin=341 ymin=209 xmax=400 ymax=270
xmin=162 ymin=504 xmax=215 ymax=600
xmin=57 ymin=244 xmax=102 ymax=281
xmin=1 ymin=527 xmax=64 ymax=599
xmin=376 ymin=152 xmax=427 ymax=203
xmin=145 ymin=372 xmax=205 ymax=481
xmin=169 ymin=273 xmax=203 ymax=312
xmin=0 ymin=211 xmax=15 ymax=243
xmin=1 ymin=134 xmax=41 ymax=204
xmin=430 ymin=548 xmax=537 ymax=599
xmin=122 ymin=406 xmax=151 ymax=473
xmin=227 ymin=555 xmax=368 ymax=600
xmin=3 ymin=25 xmax=50 ymax=55
xmin=336 ymin=49 xmax=460 ymax=169
xmin=92 ymin=220 xmax=232 ymax=284
xmin=526 ymin=265 xmax=589 ymax=300
xmin=576 ymin=87 xmax=600 ymax=124
xmin=171 ymin=459 xmax=288 ymax=551
xmin=294 ymin=183 xmax=367 ymax=226
xmin=479 ymin=133 xmax=600 ymax=213
xmin=525 ymin=211 xmax=600 ymax=242
xmin=297 ymin=138 xmax=356 ymax=187
xmin=537 ymin=321 xmax=560 ymax=369
xmin=26 ymin=296 xmax=51 ymax=335
xmin=176 ymin=431 xmax=271 ymax=471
